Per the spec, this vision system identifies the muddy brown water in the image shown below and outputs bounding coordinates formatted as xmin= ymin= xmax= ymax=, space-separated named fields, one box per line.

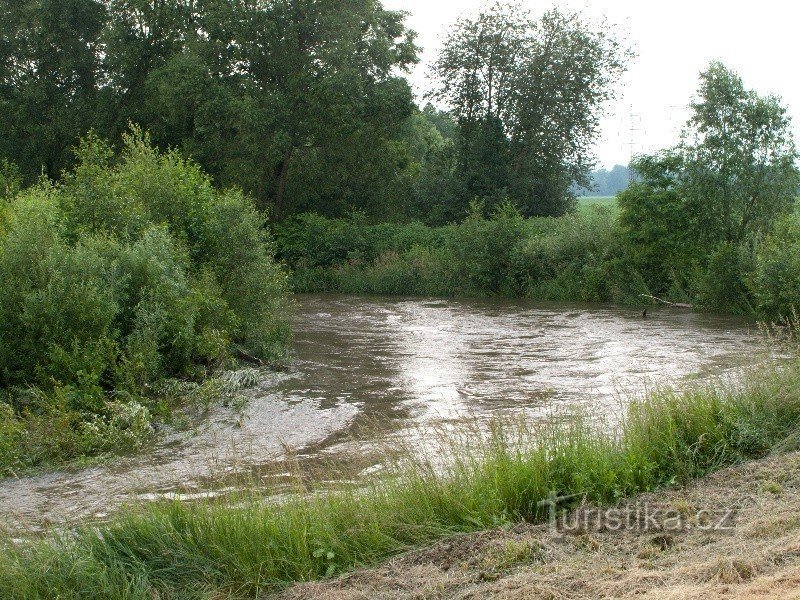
xmin=0 ymin=294 xmax=760 ymax=534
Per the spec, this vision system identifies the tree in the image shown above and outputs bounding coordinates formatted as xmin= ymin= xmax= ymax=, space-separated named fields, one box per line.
xmin=183 ymin=0 xmax=419 ymax=218
xmin=430 ymin=2 xmax=631 ymax=217
xmin=680 ymin=62 xmax=799 ymax=249
xmin=581 ymin=164 xmax=630 ymax=196
xmin=1 ymin=0 xmax=420 ymax=219
xmin=618 ymin=153 xmax=696 ymax=296
xmin=0 ymin=0 xmax=107 ymax=181
xmin=620 ymin=63 xmax=799 ymax=310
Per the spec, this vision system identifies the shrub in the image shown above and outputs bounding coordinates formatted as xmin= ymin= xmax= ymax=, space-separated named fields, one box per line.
xmin=749 ymin=214 xmax=800 ymax=319
xmin=0 ymin=159 xmax=21 ymax=201
xmin=275 ymin=206 xmax=649 ymax=303
xmin=0 ymin=130 xmax=289 ymax=472
xmin=447 ymin=200 xmax=526 ymax=296
xmin=694 ymin=242 xmax=753 ymax=314
xmin=513 ymin=208 xmax=648 ymax=303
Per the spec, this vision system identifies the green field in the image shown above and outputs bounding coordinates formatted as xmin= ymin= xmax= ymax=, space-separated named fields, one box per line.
xmin=577 ymin=195 xmax=618 ymax=213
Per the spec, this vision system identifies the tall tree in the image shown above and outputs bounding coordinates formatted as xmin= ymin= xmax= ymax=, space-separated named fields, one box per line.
xmin=431 ymin=2 xmax=631 ymax=217
xmin=230 ymin=0 xmax=419 ymax=218
xmin=620 ymin=63 xmax=799 ymax=308
xmin=680 ymin=62 xmax=799 ymax=249
xmin=102 ymin=0 xmax=418 ymax=217
xmin=0 ymin=0 xmax=107 ymax=180
xmin=1 ymin=0 xmax=419 ymax=218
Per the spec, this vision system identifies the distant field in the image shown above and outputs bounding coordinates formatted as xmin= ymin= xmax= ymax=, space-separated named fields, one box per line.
xmin=577 ymin=195 xmax=618 ymax=213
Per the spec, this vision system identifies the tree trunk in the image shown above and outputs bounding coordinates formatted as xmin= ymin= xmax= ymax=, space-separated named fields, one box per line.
xmin=273 ymin=145 xmax=293 ymax=220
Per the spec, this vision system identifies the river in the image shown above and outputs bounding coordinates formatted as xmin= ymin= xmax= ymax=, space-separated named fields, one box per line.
xmin=0 ymin=294 xmax=760 ymax=534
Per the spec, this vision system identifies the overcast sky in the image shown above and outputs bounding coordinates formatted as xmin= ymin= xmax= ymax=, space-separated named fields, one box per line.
xmin=383 ymin=0 xmax=800 ymax=169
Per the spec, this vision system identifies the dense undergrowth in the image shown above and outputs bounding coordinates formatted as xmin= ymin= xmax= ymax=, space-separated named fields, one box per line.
xmin=0 ymin=130 xmax=289 ymax=475
xmin=274 ymin=202 xmax=800 ymax=319
xmin=275 ymin=203 xmax=650 ymax=303
xmin=1 ymin=348 xmax=799 ymax=598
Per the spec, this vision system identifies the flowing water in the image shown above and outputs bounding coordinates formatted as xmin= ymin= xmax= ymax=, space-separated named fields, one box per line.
xmin=0 ymin=294 xmax=761 ymax=534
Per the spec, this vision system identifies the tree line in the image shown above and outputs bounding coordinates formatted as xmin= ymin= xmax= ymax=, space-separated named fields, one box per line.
xmin=579 ymin=164 xmax=630 ymax=196
xmin=276 ymin=63 xmax=800 ymax=319
xmin=1 ymin=0 xmax=630 ymax=222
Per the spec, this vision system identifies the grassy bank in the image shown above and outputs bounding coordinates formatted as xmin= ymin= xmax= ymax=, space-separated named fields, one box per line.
xmin=2 ymin=352 xmax=799 ymax=598
xmin=284 ymin=450 xmax=800 ymax=599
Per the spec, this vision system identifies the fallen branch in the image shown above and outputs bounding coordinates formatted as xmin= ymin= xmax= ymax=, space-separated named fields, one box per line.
xmin=639 ymin=294 xmax=693 ymax=309
xmin=234 ymin=347 xmax=264 ymax=366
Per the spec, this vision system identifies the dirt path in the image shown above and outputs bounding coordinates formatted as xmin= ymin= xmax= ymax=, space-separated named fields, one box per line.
xmin=281 ymin=451 xmax=800 ymax=599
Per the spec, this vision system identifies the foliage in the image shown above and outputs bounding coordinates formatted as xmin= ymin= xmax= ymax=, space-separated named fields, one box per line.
xmin=0 ymin=0 xmax=421 ymax=219
xmin=681 ymin=63 xmax=799 ymax=248
xmin=618 ymin=152 xmax=698 ymax=295
xmin=275 ymin=206 xmax=647 ymax=303
xmin=0 ymin=1 xmax=643 ymax=224
xmin=0 ymin=130 xmax=289 ymax=473
xmin=693 ymin=242 xmax=754 ymax=314
xmin=2 ymin=356 xmax=799 ymax=597
xmin=620 ymin=63 xmax=799 ymax=314
xmin=430 ymin=3 xmax=632 ymax=217
xmin=0 ymin=0 xmax=106 ymax=180
xmin=749 ymin=213 xmax=800 ymax=319
xmin=0 ymin=159 xmax=21 ymax=200
xmin=514 ymin=209 xmax=648 ymax=303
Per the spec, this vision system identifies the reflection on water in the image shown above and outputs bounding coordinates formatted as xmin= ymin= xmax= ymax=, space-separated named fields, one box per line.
xmin=0 ymin=294 xmax=759 ymax=533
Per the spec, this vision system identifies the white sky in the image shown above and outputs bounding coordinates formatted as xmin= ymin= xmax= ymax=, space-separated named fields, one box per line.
xmin=384 ymin=0 xmax=800 ymax=168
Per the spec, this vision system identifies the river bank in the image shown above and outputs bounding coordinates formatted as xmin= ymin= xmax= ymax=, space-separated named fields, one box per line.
xmin=0 ymin=296 xmax=758 ymax=533
xmin=1 ymin=354 xmax=798 ymax=598
xmin=283 ymin=449 xmax=800 ymax=600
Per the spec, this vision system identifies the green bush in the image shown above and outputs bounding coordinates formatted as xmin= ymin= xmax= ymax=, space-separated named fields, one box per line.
xmin=0 ymin=159 xmax=21 ymax=201
xmin=749 ymin=214 xmax=800 ymax=319
xmin=617 ymin=174 xmax=698 ymax=296
xmin=446 ymin=201 xmax=526 ymax=295
xmin=513 ymin=209 xmax=647 ymax=303
xmin=276 ymin=194 xmax=797 ymax=313
xmin=0 ymin=130 xmax=289 ymax=472
xmin=275 ymin=204 xmax=647 ymax=303
xmin=694 ymin=242 xmax=753 ymax=314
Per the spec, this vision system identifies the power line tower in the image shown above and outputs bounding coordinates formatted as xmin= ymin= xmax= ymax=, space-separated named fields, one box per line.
xmin=627 ymin=105 xmax=644 ymax=182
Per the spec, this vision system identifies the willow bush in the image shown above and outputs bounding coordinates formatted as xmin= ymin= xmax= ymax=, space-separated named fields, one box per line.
xmin=276 ymin=204 xmax=648 ymax=303
xmin=0 ymin=130 xmax=289 ymax=474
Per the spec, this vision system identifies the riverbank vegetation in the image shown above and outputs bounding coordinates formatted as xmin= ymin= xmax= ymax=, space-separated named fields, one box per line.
xmin=0 ymin=1 xmax=799 ymax=595
xmin=276 ymin=205 xmax=648 ymax=303
xmin=1 ymin=1 xmax=629 ymax=223
xmin=5 ymin=0 xmax=796 ymax=324
xmin=0 ymin=130 xmax=289 ymax=476
xmin=1 ymin=339 xmax=799 ymax=597
xmin=275 ymin=63 xmax=800 ymax=321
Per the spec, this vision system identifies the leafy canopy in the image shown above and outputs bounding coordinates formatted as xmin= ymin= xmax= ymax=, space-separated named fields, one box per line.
xmin=430 ymin=2 xmax=631 ymax=217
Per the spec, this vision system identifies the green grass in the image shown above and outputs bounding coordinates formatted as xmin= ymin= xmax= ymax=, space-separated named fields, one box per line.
xmin=2 ymin=356 xmax=800 ymax=598
xmin=577 ymin=195 xmax=618 ymax=213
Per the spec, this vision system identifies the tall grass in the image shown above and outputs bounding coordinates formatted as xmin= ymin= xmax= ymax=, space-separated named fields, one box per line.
xmin=2 ymin=357 xmax=799 ymax=598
